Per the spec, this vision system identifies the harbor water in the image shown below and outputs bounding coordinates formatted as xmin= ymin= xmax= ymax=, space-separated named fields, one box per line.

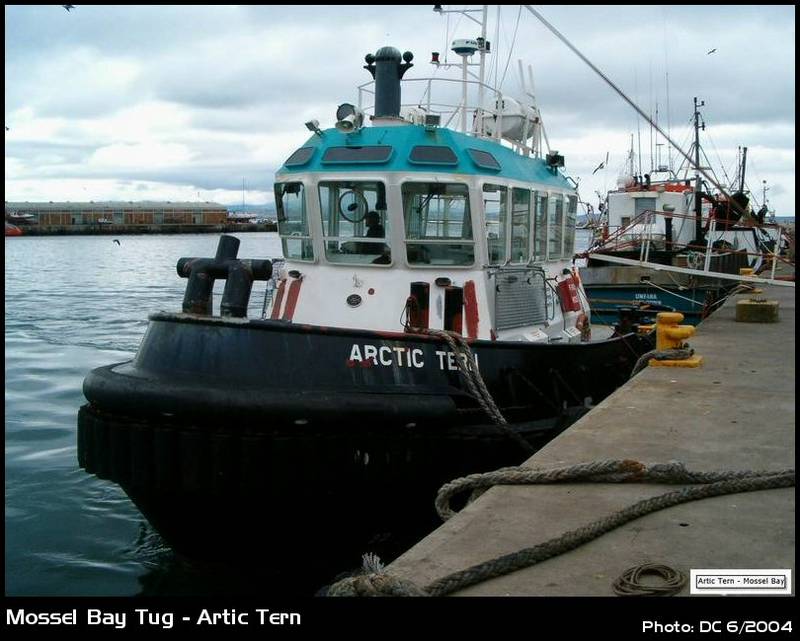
xmin=4 ymin=229 xmax=593 ymax=596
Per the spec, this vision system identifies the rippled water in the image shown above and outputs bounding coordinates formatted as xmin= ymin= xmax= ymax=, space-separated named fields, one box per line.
xmin=5 ymin=232 xmax=282 ymax=596
xmin=6 ymin=230 xmax=594 ymax=596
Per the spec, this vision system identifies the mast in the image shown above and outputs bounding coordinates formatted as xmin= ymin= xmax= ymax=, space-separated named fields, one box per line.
xmin=522 ymin=5 xmax=751 ymax=223
xmin=629 ymin=134 xmax=635 ymax=176
xmin=433 ymin=5 xmax=489 ymax=135
xmin=477 ymin=5 xmax=488 ymax=136
xmin=693 ymin=96 xmax=704 ymax=241
xmin=739 ymin=146 xmax=748 ymax=194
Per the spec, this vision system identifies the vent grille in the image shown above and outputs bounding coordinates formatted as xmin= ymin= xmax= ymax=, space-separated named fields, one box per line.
xmin=495 ymin=269 xmax=547 ymax=329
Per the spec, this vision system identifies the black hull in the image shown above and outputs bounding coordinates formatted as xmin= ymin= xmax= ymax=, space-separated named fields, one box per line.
xmin=78 ymin=313 xmax=654 ymax=564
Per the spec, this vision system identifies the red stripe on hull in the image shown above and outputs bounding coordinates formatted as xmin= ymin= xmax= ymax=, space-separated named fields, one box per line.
xmin=463 ymin=280 xmax=479 ymax=339
xmin=270 ymin=280 xmax=286 ymax=320
xmin=282 ymin=279 xmax=303 ymax=321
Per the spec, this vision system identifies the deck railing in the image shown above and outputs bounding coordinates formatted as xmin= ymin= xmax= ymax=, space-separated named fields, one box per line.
xmin=356 ymin=76 xmax=543 ymax=158
xmin=582 ymin=209 xmax=793 ymax=285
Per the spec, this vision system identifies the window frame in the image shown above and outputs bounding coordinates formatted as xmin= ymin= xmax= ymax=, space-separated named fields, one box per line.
xmin=275 ymin=181 xmax=315 ymax=262
xmin=400 ymin=180 xmax=476 ymax=268
xmin=317 ymin=180 xmax=393 ymax=267
xmin=546 ymin=192 xmax=564 ymax=261
xmin=483 ymin=182 xmax=509 ymax=266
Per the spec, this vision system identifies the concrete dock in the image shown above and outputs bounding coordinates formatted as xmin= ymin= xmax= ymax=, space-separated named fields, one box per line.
xmin=388 ymin=283 xmax=795 ymax=596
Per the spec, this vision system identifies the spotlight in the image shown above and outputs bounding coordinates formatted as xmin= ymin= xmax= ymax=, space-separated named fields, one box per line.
xmin=304 ymin=119 xmax=323 ymax=136
xmin=335 ymin=104 xmax=364 ymax=133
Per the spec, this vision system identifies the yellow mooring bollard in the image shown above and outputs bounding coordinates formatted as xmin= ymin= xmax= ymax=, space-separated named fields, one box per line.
xmin=649 ymin=312 xmax=703 ymax=368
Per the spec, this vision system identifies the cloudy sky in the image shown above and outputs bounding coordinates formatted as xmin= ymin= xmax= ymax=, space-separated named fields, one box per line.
xmin=4 ymin=5 xmax=796 ymax=214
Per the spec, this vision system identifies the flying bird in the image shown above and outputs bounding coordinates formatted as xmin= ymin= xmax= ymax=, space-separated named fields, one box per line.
xmin=592 ymin=152 xmax=609 ymax=175
xmin=62 ymin=5 xmax=75 ymax=11
xmin=113 ymin=239 xmax=121 ymax=245
xmin=707 ymin=48 xmax=717 ymax=55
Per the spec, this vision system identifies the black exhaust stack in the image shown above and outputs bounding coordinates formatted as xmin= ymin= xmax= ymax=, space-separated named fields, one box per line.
xmin=364 ymin=46 xmax=414 ymax=119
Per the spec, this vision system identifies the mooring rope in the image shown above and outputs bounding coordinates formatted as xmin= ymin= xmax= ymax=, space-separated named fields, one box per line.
xmin=631 ymin=347 xmax=694 ymax=376
xmin=409 ymin=327 xmax=534 ymax=455
xmin=326 ymin=459 xmax=794 ymax=597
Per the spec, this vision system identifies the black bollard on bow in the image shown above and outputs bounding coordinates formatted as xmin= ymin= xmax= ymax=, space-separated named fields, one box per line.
xmin=177 ymin=235 xmax=272 ymax=317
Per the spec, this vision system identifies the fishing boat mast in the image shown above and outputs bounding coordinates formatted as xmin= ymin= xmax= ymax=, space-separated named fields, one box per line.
xmin=692 ymin=96 xmax=705 ymax=242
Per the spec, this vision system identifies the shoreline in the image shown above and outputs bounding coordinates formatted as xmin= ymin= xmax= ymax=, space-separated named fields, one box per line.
xmin=6 ymin=222 xmax=277 ymax=236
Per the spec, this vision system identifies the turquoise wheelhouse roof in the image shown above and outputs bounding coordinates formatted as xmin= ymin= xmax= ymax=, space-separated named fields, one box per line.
xmin=276 ymin=124 xmax=573 ymax=190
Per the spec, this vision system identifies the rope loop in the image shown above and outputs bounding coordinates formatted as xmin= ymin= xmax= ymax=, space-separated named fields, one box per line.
xmin=631 ymin=347 xmax=694 ymax=376
xmin=325 ymin=460 xmax=794 ymax=598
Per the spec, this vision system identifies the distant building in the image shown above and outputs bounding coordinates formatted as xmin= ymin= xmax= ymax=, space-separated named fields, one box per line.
xmin=4 ymin=201 xmax=228 ymax=227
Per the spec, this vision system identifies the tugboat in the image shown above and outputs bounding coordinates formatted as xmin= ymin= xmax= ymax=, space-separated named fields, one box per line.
xmin=78 ymin=22 xmax=655 ymax=567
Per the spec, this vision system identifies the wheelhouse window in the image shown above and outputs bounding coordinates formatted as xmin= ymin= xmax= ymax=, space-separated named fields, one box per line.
xmin=321 ymin=146 xmax=392 ymax=163
xmin=635 ymin=197 xmax=657 ymax=223
xmin=318 ymin=181 xmax=390 ymax=265
xmin=402 ymin=183 xmax=474 ymax=266
xmin=275 ymin=182 xmax=314 ymax=261
xmin=467 ymin=148 xmax=501 ymax=170
xmin=547 ymin=193 xmax=563 ymax=260
xmin=511 ymin=188 xmax=531 ymax=263
xmin=408 ymin=145 xmax=458 ymax=165
xmin=564 ymin=195 xmax=578 ymax=258
xmin=483 ymin=184 xmax=508 ymax=265
xmin=533 ymin=191 xmax=547 ymax=261
xmin=284 ymin=146 xmax=315 ymax=167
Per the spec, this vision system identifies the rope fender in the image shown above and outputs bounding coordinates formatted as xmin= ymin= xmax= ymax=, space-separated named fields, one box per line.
xmin=327 ymin=459 xmax=794 ymax=597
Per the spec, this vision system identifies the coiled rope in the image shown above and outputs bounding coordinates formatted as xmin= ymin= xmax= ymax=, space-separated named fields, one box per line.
xmin=409 ymin=327 xmax=534 ymax=455
xmin=612 ymin=563 xmax=686 ymax=596
xmin=327 ymin=459 xmax=794 ymax=597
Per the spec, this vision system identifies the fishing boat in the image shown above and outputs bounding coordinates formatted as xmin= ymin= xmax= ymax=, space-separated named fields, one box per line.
xmin=5 ymin=211 xmax=36 ymax=225
xmin=78 ymin=9 xmax=655 ymax=565
xmin=580 ymin=98 xmax=790 ymax=325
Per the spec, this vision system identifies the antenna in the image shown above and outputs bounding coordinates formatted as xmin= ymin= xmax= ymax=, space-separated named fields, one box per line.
xmin=433 ymin=5 xmax=489 ymax=134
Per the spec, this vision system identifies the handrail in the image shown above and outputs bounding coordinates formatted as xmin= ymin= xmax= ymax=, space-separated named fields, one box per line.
xmin=584 ymin=208 xmax=792 ymax=279
xmin=355 ymin=75 xmax=542 ymax=155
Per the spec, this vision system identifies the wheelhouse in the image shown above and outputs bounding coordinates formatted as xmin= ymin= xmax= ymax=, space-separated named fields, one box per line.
xmin=270 ymin=124 xmax=581 ymax=343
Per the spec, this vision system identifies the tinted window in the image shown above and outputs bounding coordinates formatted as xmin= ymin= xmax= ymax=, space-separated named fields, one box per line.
xmin=409 ymin=145 xmax=458 ymax=165
xmin=467 ymin=148 xmax=501 ymax=170
xmin=322 ymin=146 xmax=393 ymax=163
xmin=284 ymin=147 xmax=315 ymax=167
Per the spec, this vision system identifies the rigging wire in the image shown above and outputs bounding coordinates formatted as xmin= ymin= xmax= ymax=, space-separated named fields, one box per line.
xmin=702 ymin=126 xmax=735 ymax=189
xmin=499 ymin=5 xmax=523 ymax=90
xmin=522 ymin=5 xmax=751 ymax=218
xmin=490 ymin=5 xmax=501 ymax=88
xmin=662 ymin=8 xmax=673 ymax=172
